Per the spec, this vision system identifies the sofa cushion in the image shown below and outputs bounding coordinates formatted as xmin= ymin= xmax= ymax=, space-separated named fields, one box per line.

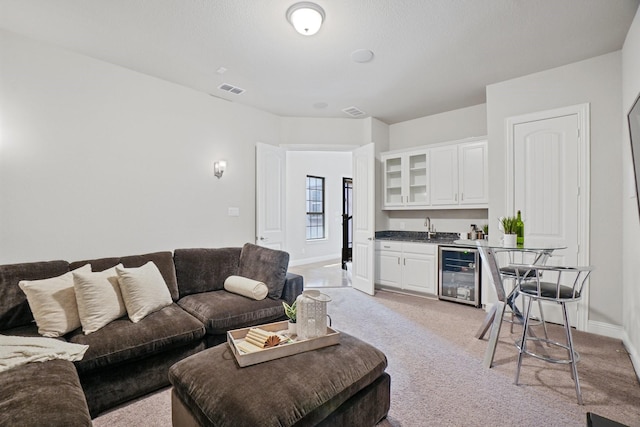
xmin=174 ymin=248 xmax=242 ymax=298
xmin=238 ymin=243 xmax=289 ymax=299
xmin=223 ymin=275 xmax=268 ymax=301
xmin=68 ymin=303 xmax=205 ymax=374
xmin=116 ymin=262 xmax=173 ymax=322
xmin=69 ymin=251 xmax=179 ymax=301
xmin=73 ymin=265 xmax=127 ymax=334
xmin=177 ymin=290 xmax=285 ymax=335
xmin=0 ymin=260 xmax=70 ymax=331
xmin=0 ymin=359 xmax=92 ymax=427
xmin=18 ymin=264 xmax=90 ymax=337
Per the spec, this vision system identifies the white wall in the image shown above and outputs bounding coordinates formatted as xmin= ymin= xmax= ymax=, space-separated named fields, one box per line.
xmin=389 ymin=104 xmax=487 ymax=150
xmin=381 ymin=104 xmax=489 ymax=234
xmin=487 ymin=51 xmax=623 ymax=328
xmin=621 ymin=6 xmax=640 ymax=377
xmin=280 ymin=117 xmax=368 ymax=146
xmin=0 ymin=30 xmax=281 ymax=263
xmin=285 ymin=151 xmax=352 ymax=265
xmin=385 ymin=209 xmax=490 ymax=238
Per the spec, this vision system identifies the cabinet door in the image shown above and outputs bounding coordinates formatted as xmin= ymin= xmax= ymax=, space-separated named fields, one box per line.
xmin=402 ymin=253 xmax=436 ymax=294
xmin=430 ymin=145 xmax=458 ymax=205
xmin=383 ymin=155 xmax=404 ymax=207
xmin=406 ymin=151 xmax=429 ymax=206
xmin=459 ymin=141 xmax=488 ymax=205
xmin=375 ymin=250 xmax=402 ymax=288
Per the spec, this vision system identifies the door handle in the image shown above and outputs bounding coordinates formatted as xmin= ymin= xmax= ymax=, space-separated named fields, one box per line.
xmin=260 ymin=237 xmax=268 ymax=241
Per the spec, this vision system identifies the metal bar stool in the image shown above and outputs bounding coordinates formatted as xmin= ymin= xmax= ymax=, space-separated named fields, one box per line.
xmin=495 ymin=249 xmax=551 ymax=337
xmin=514 ymin=264 xmax=593 ymax=404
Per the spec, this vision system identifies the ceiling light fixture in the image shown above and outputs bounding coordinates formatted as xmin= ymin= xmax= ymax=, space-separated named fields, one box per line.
xmin=286 ymin=2 xmax=325 ymax=36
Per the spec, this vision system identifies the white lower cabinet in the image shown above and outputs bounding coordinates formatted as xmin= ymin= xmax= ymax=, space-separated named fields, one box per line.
xmin=375 ymin=241 xmax=437 ymax=295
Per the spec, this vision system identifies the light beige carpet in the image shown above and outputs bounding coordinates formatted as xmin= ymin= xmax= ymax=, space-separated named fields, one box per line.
xmin=94 ymin=288 xmax=640 ymax=427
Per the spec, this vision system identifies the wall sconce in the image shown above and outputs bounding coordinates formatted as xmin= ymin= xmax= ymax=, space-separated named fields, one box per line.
xmin=214 ymin=160 xmax=226 ymax=179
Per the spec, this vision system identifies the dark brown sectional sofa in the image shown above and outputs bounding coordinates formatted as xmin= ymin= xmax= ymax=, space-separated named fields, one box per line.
xmin=0 ymin=244 xmax=303 ymax=425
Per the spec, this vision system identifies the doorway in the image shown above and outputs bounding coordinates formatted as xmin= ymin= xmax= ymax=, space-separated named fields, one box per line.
xmin=341 ymin=177 xmax=353 ymax=270
xmin=506 ymin=104 xmax=590 ymax=330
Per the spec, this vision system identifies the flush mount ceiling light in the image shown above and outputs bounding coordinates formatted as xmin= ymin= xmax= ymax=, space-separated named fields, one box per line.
xmin=286 ymin=2 xmax=325 ymax=36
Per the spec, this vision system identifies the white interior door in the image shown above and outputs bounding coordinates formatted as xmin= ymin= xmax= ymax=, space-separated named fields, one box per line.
xmin=256 ymin=143 xmax=285 ymax=249
xmin=351 ymin=143 xmax=375 ymax=295
xmin=511 ymin=112 xmax=585 ymax=327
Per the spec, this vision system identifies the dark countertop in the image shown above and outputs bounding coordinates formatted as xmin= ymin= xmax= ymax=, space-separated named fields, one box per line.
xmin=375 ymin=230 xmax=460 ymax=245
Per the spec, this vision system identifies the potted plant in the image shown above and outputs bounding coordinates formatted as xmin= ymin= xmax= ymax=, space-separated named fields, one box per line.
xmin=500 ymin=216 xmax=518 ymax=247
xmin=282 ymin=301 xmax=297 ymax=335
xmin=482 ymin=224 xmax=489 ymax=240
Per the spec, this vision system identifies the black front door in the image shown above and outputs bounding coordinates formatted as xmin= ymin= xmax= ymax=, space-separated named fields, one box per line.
xmin=342 ymin=177 xmax=353 ymax=269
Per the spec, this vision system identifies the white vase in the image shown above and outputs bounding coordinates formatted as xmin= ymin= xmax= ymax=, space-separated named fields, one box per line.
xmin=503 ymin=233 xmax=517 ymax=247
xmin=288 ymin=321 xmax=297 ymax=336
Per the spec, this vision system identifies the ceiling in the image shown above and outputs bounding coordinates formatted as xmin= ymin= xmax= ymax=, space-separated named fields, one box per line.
xmin=1 ymin=0 xmax=638 ymax=124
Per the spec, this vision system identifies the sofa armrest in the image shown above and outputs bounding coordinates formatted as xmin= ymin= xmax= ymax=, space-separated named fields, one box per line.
xmin=280 ymin=272 xmax=303 ymax=305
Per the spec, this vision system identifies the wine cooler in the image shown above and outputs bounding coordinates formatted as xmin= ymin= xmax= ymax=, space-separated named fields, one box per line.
xmin=438 ymin=246 xmax=481 ymax=307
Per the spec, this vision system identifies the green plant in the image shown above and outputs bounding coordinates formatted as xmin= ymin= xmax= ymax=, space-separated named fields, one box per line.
xmin=500 ymin=216 xmax=518 ymax=234
xmin=482 ymin=224 xmax=489 ymax=234
xmin=282 ymin=301 xmax=297 ymax=323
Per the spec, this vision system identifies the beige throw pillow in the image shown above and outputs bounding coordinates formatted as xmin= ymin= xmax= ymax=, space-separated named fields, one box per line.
xmin=18 ymin=264 xmax=91 ymax=337
xmin=73 ymin=264 xmax=127 ymax=334
xmin=116 ymin=262 xmax=172 ymax=323
xmin=224 ymin=275 xmax=269 ymax=300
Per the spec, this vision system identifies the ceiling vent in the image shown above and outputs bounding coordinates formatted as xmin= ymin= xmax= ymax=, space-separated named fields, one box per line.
xmin=218 ymin=83 xmax=245 ymax=95
xmin=342 ymin=106 xmax=366 ymax=117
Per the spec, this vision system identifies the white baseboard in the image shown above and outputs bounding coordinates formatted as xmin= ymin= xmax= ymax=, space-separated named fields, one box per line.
xmin=586 ymin=320 xmax=625 ymax=340
xmin=289 ymin=254 xmax=341 ymax=267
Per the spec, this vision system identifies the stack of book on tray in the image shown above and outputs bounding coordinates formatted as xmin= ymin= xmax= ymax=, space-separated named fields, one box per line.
xmin=236 ymin=327 xmax=291 ymax=354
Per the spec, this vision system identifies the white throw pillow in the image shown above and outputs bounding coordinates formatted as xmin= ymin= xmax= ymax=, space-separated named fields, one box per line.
xmin=116 ymin=262 xmax=173 ymax=323
xmin=224 ymin=275 xmax=269 ymax=301
xmin=18 ymin=264 xmax=91 ymax=337
xmin=73 ymin=264 xmax=127 ymax=334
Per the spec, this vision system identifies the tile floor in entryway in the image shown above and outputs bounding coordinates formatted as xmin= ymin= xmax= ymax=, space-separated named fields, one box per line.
xmin=288 ymin=259 xmax=351 ymax=288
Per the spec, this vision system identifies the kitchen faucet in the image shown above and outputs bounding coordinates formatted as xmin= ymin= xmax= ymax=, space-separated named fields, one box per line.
xmin=425 ymin=217 xmax=436 ymax=238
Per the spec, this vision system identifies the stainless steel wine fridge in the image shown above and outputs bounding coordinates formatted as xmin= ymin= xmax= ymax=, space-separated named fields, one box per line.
xmin=438 ymin=246 xmax=481 ymax=307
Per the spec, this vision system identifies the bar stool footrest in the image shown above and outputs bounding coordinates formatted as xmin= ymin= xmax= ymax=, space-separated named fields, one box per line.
xmin=515 ymin=337 xmax=580 ymax=364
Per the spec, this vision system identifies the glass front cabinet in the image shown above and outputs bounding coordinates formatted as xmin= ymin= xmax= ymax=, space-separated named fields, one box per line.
xmin=382 ymin=150 xmax=429 ymax=209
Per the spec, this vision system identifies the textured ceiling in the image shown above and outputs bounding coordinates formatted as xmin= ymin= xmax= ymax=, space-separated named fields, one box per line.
xmin=1 ymin=0 xmax=638 ymax=124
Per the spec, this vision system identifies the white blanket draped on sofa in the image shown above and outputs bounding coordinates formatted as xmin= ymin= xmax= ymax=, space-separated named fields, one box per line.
xmin=0 ymin=334 xmax=88 ymax=373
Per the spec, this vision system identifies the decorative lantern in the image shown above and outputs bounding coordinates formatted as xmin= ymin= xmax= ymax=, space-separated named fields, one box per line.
xmin=296 ymin=290 xmax=331 ymax=340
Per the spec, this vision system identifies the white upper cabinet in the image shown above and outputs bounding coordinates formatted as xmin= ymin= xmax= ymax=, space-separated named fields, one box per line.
xmin=382 ymin=137 xmax=488 ymax=210
xmin=382 ymin=149 xmax=429 ymax=208
xmin=459 ymin=140 xmax=489 ymax=206
xmin=430 ymin=145 xmax=459 ymax=206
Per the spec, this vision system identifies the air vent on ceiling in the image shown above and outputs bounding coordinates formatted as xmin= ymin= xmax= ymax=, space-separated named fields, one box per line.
xmin=342 ymin=106 xmax=366 ymax=117
xmin=218 ymin=83 xmax=245 ymax=95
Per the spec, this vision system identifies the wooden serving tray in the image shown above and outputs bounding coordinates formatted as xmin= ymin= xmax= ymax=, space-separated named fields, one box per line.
xmin=227 ymin=320 xmax=340 ymax=367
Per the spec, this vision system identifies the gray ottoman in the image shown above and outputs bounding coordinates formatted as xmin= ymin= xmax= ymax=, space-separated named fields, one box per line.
xmin=169 ymin=333 xmax=390 ymax=427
